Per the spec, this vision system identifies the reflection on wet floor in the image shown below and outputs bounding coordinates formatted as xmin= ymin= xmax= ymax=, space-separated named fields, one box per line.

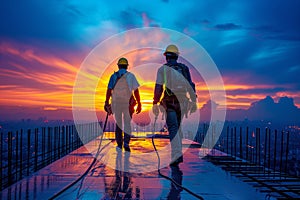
xmin=166 ymin=165 xmax=183 ymax=199
xmin=102 ymin=149 xmax=135 ymax=199
xmin=1 ymin=138 xmax=268 ymax=200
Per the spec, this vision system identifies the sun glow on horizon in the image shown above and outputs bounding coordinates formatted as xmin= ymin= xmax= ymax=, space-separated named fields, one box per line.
xmin=1 ymin=40 xmax=299 ymax=119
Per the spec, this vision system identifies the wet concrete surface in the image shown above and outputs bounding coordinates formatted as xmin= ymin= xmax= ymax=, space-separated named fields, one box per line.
xmin=1 ymin=137 xmax=268 ymax=200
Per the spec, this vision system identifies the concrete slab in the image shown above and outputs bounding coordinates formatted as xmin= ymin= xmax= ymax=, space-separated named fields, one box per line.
xmin=1 ymin=137 xmax=268 ymax=200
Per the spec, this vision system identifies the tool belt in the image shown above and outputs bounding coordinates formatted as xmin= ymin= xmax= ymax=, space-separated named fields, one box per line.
xmin=161 ymin=95 xmax=189 ymax=118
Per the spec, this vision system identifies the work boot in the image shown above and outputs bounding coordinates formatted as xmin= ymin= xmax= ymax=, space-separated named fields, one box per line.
xmin=169 ymin=156 xmax=183 ymax=166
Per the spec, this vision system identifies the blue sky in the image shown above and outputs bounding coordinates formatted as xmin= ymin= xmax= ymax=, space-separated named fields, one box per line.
xmin=0 ymin=0 xmax=299 ymax=117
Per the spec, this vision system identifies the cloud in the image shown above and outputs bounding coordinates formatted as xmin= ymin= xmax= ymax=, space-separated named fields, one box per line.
xmin=227 ymin=87 xmax=286 ymax=96
xmin=117 ymin=9 xmax=142 ymax=29
xmin=247 ymin=96 xmax=300 ymax=122
xmin=0 ymin=0 xmax=299 ymax=118
xmin=214 ymin=23 xmax=242 ymax=31
xmin=249 ymin=25 xmax=281 ymax=33
xmin=0 ymin=40 xmax=82 ymax=108
xmin=246 ymin=25 xmax=300 ymax=42
xmin=0 ymin=1 xmax=77 ymax=43
xmin=264 ymin=35 xmax=300 ymax=41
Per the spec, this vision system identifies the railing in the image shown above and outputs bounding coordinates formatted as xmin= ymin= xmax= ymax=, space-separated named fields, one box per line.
xmin=193 ymin=124 xmax=300 ymax=178
xmin=0 ymin=122 xmax=103 ymax=191
xmin=1 ymin=122 xmax=299 ymax=191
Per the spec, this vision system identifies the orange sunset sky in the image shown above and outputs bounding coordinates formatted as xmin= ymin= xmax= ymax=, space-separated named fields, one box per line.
xmin=1 ymin=39 xmax=299 ymax=116
xmin=1 ymin=1 xmax=299 ymax=121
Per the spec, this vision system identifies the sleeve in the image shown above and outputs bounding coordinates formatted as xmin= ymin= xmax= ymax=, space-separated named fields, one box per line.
xmin=153 ymin=66 xmax=164 ymax=104
xmin=128 ymin=73 xmax=140 ymax=91
xmin=107 ymin=74 xmax=116 ymax=89
xmin=183 ymin=65 xmax=197 ymax=102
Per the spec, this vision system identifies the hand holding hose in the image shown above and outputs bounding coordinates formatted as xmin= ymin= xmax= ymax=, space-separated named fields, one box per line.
xmin=152 ymin=104 xmax=159 ymax=117
xmin=104 ymin=102 xmax=113 ymax=115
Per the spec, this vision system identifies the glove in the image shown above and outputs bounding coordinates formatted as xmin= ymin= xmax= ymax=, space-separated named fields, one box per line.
xmin=189 ymin=101 xmax=197 ymax=114
xmin=152 ymin=104 xmax=159 ymax=117
xmin=104 ymin=102 xmax=113 ymax=115
xmin=136 ymin=102 xmax=142 ymax=114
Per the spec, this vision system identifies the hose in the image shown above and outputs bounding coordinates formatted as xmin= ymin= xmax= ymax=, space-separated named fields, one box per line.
xmin=49 ymin=113 xmax=109 ymax=200
xmin=151 ymin=116 xmax=204 ymax=200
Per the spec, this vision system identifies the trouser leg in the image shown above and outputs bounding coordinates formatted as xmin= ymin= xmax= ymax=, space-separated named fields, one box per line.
xmin=123 ymin=107 xmax=132 ymax=148
xmin=177 ymin=112 xmax=183 ymax=162
xmin=166 ymin=109 xmax=183 ymax=163
xmin=114 ymin=109 xmax=123 ymax=147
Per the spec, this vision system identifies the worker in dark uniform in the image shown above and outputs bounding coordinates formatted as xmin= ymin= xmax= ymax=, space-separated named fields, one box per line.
xmin=152 ymin=45 xmax=197 ymax=166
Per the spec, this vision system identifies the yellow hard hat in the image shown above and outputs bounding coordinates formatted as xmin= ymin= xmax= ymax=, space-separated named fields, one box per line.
xmin=117 ymin=57 xmax=128 ymax=65
xmin=164 ymin=44 xmax=179 ymax=56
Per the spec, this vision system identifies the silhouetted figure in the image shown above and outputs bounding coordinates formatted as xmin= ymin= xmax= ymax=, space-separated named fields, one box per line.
xmin=153 ymin=45 xmax=197 ymax=166
xmin=105 ymin=57 xmax=142 ymax=152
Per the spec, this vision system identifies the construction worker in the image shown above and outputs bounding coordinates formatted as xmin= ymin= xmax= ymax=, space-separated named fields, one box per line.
xmin=152 ymin=45 xmax=197 ymax=166
xmin=104 ymin=57 xmax=142 ymax=152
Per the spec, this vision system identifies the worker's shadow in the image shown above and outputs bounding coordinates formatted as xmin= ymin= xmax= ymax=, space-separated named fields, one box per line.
xmin=107 ymin=149 xmax=133 ymax=199
xmin=167 ymin=165 xmax=183 ymax=200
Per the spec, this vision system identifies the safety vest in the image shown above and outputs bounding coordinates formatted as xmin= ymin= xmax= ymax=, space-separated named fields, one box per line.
xmin=163 ymin=63 xmax=189 ymax=98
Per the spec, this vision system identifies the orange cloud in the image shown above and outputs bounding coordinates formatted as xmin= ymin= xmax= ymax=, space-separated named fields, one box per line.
xmin=1 ymin=38 xmax=299 ymax=120
xmin=0 ymin=40 xmax=81 ymax=109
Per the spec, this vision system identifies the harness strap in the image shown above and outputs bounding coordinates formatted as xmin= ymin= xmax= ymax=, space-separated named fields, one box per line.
xmin=163 ymin=63 xmax=187 ymax=96
xmin=163 ymin=65 xmax=173 ymax=96
xmin=113 ymin=71 xmax=128 ymax=89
